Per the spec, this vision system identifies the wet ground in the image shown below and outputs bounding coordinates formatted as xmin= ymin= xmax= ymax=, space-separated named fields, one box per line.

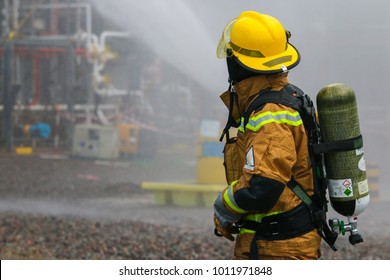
xmin=0 ymin=153 xmax=389 ymax=259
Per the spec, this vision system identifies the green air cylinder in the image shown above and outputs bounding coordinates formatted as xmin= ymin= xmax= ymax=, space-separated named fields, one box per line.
xmin=316 ymin=83 xmax=369 ymax=217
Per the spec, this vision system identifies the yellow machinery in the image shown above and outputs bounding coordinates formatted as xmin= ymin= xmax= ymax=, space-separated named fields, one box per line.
xmin=197 ymin=120 xmax=226 ymax=184
xmin=117 ymin=123 xmax=140 ymax=157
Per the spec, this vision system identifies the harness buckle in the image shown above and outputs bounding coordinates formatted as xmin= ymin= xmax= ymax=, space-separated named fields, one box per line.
xmin=269 ymin=221 xmax=279 ymax=235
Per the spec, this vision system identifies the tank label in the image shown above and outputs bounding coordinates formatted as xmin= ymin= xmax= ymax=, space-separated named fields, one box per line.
xmin=327 ymin=178 xmax=354 ymax=198
xmin=358 ymin=179 xmax=369 ymax=195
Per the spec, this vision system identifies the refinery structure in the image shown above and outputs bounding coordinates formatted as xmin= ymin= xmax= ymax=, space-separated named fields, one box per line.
xmin=0 ymin=0 xmax=211 ymax=159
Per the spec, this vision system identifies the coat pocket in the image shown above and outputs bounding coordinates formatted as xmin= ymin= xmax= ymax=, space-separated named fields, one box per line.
xmin=223 ymin=137 xmax=241 ymax=185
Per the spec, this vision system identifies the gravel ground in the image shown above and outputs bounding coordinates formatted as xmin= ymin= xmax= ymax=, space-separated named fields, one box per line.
xmin=0 ymin=153 xmax=389 ymax=260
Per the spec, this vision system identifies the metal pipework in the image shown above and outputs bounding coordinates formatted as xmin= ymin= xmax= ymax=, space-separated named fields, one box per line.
xmin=21 ymin=2 xmax=92 ymax=50
xmin=100 ymin=31 xmax=130 ymax=50
xmin=92 ymin=31 xmax=130 ymax=97
xmin=329 ymin=216 xmax=364 ymax=245
xmin=12 ymin=0 xmax=20 ymax=31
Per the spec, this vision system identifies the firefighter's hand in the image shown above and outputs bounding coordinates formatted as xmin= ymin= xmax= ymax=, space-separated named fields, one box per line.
xmin=214 ymin=214 xmax=239 ymax=241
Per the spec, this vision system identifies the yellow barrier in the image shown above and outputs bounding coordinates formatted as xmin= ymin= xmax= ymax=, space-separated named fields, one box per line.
xmin=15 ymin=147 xmax=33 ymax=155
xmin=141 ymin=182 xmax=225 ymax=207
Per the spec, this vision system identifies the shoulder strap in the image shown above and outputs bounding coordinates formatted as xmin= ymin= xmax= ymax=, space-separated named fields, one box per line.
xmin=287 ymin=179 xmax=313 ymax=206
xmin=243 ymin=84 xmax=306 ymax=129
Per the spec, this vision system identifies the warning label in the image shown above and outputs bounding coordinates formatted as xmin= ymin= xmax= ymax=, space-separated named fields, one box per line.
xmin=358 ymin=179 xmax=369 ymax=195
xmin=328 ymin=178 xmax=354 ymax=198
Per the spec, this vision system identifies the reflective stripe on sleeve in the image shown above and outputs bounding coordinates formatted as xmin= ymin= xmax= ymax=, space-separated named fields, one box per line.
xmin=243 ymin=110 xmax=302 ymax=132
xmin=223 ymin=180 xmax=247 ymax=214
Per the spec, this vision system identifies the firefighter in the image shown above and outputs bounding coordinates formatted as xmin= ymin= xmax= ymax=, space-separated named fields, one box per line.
xmin=213 ymin=11 xmax=322 ymax=260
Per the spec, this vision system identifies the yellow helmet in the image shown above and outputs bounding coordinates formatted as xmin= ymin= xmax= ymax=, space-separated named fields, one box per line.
xmin=217 ymin=11 xmax=300 ymax=73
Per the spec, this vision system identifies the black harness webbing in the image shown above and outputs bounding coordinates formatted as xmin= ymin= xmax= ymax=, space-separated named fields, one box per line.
xmin=287 ymin=179 xmax=338 ymax=252
xmin=245 ymin=202 xmax=316 ymax=259
xmin=220 ymin=86 xmax=240 ymax=142
xmin=313 ymin=134 xmax=363 ymax=155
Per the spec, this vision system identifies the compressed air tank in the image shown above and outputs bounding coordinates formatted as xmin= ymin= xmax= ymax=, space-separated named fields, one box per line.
xmin=316 ymin=83 xmax=369 ymax=217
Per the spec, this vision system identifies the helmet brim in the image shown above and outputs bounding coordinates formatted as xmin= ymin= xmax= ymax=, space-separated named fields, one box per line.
xmin=233 ymin=43 xmax=301 ymax=74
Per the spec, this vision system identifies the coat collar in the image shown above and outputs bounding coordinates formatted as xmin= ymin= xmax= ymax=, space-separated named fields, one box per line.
xmin=220 ymin=74 xmax=290 ymax=119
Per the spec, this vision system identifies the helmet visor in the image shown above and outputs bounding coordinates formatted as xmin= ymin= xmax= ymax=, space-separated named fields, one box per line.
xmin=216 ymin=19 xmax=236 ymax=58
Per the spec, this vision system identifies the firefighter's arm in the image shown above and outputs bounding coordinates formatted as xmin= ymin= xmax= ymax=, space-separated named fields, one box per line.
xmin=224 ymin=120 xmax=297 ymax=213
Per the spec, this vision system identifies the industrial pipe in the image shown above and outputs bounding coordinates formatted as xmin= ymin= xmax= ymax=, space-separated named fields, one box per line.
xmin=21 ymin=2 xmax=92 ymax=50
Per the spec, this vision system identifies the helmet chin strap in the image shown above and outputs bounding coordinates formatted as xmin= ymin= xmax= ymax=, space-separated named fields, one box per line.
xmin=226 ymin=55 xmax=259 ymax=84
xmin=219 ymin=80 xmax=240 ymax=142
